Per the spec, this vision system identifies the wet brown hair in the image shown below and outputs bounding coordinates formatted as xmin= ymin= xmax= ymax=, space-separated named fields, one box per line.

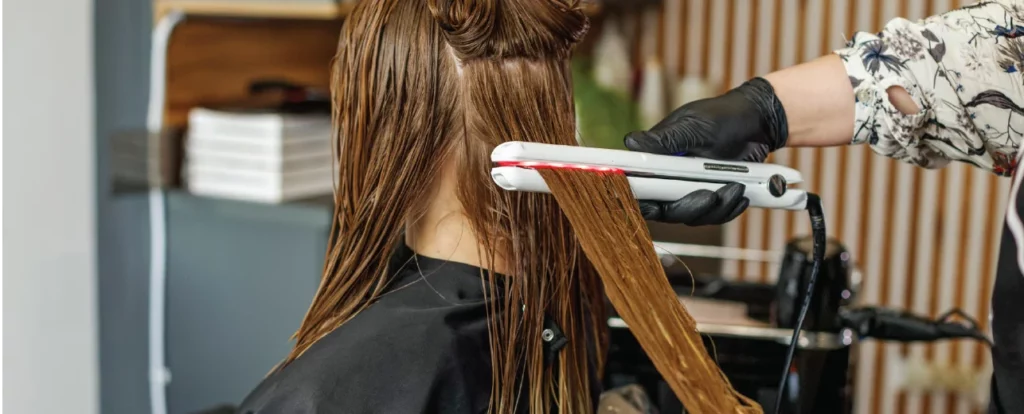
xmin=285 ymin=0 xmax=760 ymax=413
xmin=542 ymin=169 xmax=761 ymax=413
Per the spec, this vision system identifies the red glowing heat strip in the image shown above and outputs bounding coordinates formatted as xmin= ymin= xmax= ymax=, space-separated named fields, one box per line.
xmin=496 ymin=161 xmax=625 ymax=174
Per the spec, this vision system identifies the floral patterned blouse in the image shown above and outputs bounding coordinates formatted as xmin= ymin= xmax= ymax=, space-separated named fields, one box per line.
xmin=836 ymin=0 xmax=1024 ymax=176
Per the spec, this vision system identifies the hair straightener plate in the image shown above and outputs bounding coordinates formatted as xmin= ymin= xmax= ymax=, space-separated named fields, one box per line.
xmin=490 ymin=142 xmax=809 ymax=211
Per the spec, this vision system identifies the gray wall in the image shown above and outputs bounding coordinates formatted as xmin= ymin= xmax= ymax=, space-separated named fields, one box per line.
xmin=4 ymin=0 xmax=100 ymax=413
xmin=94 ymin=0 xmax=154 ymax=412
xmin=94 ymin=0 xmax=151 ymax=409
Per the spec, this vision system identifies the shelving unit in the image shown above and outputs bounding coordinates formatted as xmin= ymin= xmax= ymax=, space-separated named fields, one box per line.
xmin=143 ymin=5 xmax=345 ymax=413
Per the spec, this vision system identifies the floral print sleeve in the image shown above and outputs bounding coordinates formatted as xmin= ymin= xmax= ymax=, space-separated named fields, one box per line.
xmin=836 ymin=0 xmax=1024 ymax=176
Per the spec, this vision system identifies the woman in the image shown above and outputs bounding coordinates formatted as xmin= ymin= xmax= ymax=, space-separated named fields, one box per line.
xmin=237 ymin=0 xmax=623 ymax=412
xmin=627 ymin=1 xmax=1024 ymax=412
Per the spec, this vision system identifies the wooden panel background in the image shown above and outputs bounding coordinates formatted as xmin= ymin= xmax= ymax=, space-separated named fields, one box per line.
xmin=622 ymin=1 xmax=1009 ymax=413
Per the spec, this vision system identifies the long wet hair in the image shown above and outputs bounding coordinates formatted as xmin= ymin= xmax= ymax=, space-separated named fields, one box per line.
xmin=286 ymin=1 xmax=760 ymax=413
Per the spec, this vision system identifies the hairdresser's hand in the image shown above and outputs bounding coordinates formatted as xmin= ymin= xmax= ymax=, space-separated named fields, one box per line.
xmin=624 ymin=77 xmax=788 ymax=162
xmin=623 ymin=77 xmax=788 ymax=225
xmin=636 ymin=183 xmax=749 ymax=225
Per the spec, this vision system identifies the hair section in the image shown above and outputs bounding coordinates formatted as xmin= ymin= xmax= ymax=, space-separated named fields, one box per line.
xmin=541 ymin=169 xmax=763 ymax=413
xmin=286 ymin=0 xmax=460 ymax=364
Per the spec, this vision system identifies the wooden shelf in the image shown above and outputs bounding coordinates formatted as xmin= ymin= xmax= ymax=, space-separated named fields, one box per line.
xmin=155 ymin=1 xmax=355 ymax=21
xmin=161 ymin=18 xmax=341 ymax=129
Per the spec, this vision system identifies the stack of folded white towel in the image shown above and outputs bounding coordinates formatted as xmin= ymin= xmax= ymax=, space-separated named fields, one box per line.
xmin=183 ymin=108 xmax=333 ymax=203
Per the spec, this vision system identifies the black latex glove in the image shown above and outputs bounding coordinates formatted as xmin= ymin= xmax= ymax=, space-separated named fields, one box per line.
xmin=637 ymin=182 xmax=750 ymax=225
xmin=624 ymin=77 xmax=789 ymax=225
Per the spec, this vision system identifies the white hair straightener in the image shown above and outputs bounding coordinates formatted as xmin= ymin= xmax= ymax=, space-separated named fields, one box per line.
xmin=489 ymin=141 xmax=826 ymax=413
xmin=489 ymin=141 xmax=809 ymax=211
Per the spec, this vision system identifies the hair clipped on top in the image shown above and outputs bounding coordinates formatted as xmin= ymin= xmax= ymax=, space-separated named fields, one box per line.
xmin=429 ymin=0 xmax=588 ymax=60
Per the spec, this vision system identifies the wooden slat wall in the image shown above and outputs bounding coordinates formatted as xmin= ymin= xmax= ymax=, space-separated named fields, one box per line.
xmin=627 ymin=1 xmax=1009 ymax=413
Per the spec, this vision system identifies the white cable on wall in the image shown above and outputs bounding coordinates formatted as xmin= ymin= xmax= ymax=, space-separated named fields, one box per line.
xmin=146 ymin=189 xmax=169 ymax=414
xmin=146 ymin=10 xmax=185 ymax=414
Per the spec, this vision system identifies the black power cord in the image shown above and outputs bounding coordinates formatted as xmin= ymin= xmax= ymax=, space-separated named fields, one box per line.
xmin=773 ymin=193 xmax=826 ymax=414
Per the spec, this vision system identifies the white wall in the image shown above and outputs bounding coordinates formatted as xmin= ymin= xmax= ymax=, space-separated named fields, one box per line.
xmin=4 ymin=0 xmax=99 ymax=412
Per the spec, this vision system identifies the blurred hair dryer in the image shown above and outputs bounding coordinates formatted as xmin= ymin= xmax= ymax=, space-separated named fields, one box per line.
xmin=838 ymin=307 xmax=991 ymax=345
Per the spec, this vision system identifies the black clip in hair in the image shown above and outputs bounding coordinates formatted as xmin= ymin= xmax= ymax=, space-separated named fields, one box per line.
xmin=541 ymin=314 xmax=569 ymax=367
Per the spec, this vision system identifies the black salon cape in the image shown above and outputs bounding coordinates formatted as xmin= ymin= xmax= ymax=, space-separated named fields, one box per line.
xmin=236 ymin=245 xmax=601 ymax=414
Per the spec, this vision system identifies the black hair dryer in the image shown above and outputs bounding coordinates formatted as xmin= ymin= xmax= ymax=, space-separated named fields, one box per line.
xmin=771 ymin=237 xmax=857 ymax=414
xmin=774 ymin=236 xmax=855 ymax=333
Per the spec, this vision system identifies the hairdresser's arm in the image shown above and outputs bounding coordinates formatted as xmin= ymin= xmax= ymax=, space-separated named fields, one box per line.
xmin=762 ymin=55 xmax=856 ymax=148
xmin=628 ymin=0 xmax=1024 ymax=225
